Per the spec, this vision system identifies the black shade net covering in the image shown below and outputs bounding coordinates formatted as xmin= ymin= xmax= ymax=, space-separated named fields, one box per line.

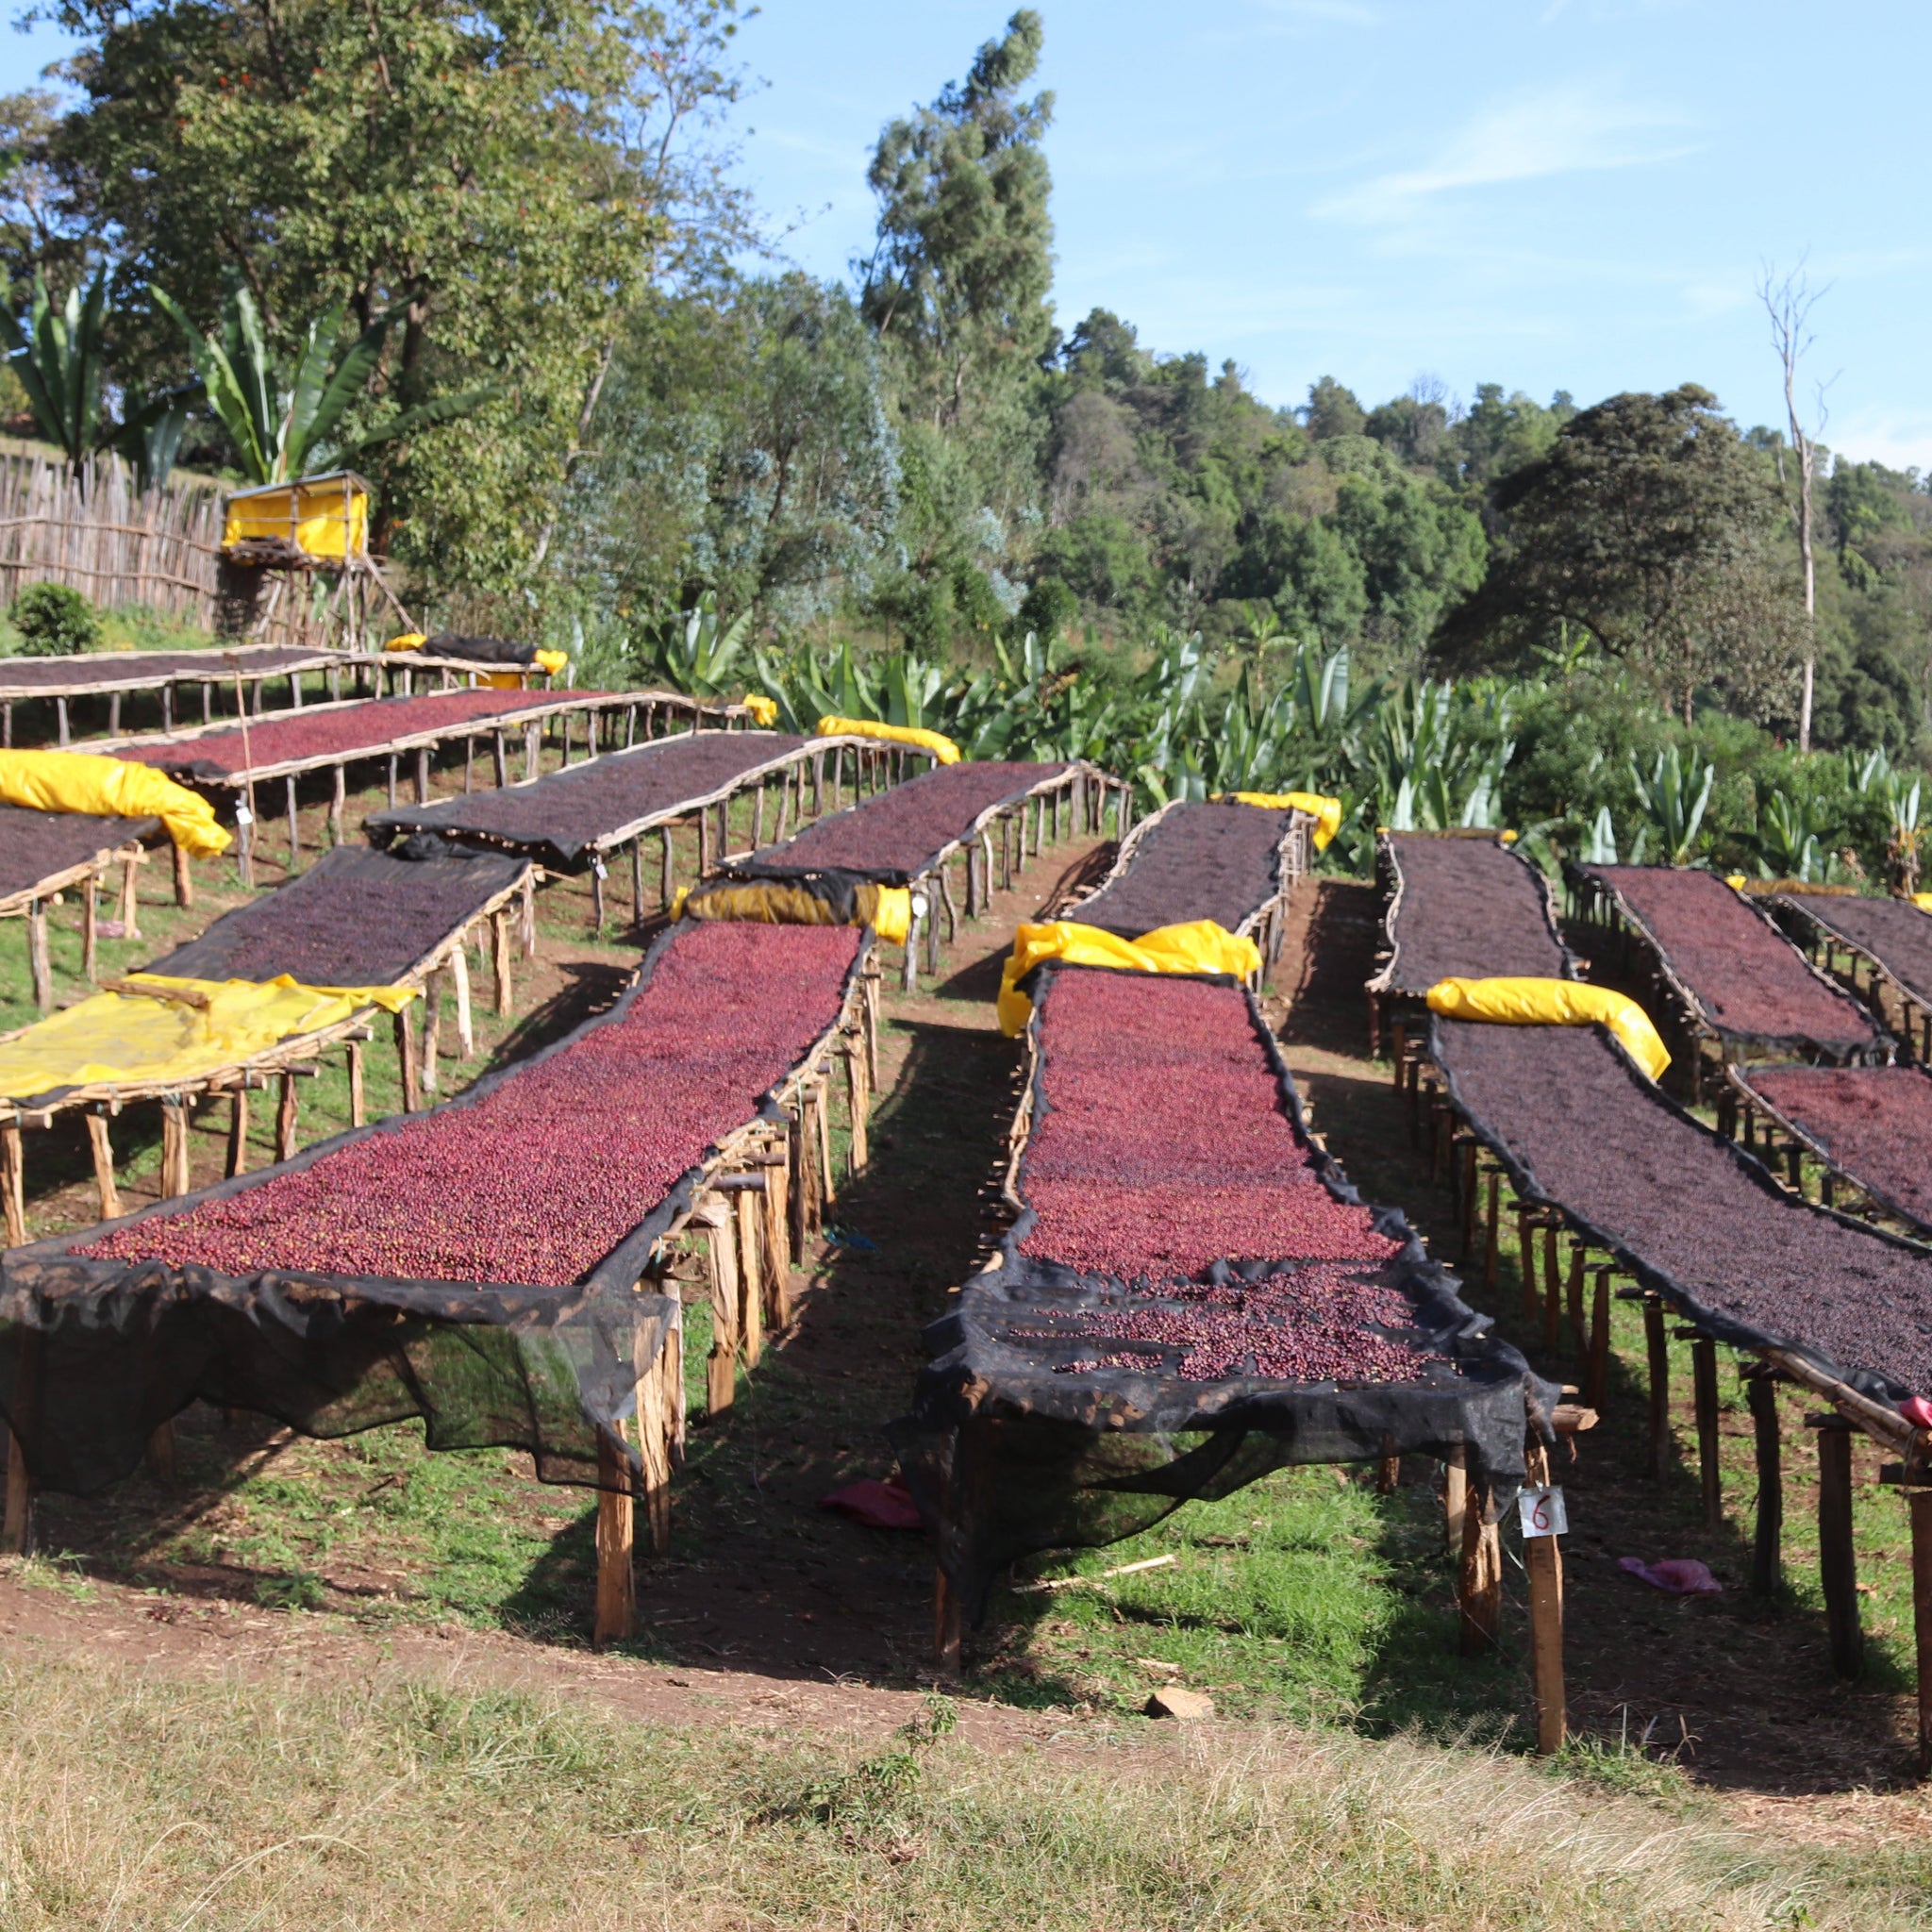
xmin=892 ymin=965 xmax=1553 ymax=1619
xmin=1372 ymin=833 xmax=1574 ymax=996
xmin=1435 ymin=1017 xmax=1932 ymax=1406
xmin=0 ymin=804 xmax=158 ymax=905
xmin=734 ymin=758 xmax=1071 ymax=884
xmin=1071 ymin=799 xmax=1296 ymax=936
xmin=416 ymin=632 xmax=541 ymax=668
xmin=1776 ymin=890 xmax=1932 ymax=1011
xmin=1579 ymin=864 xmax=1884 ymax=1059
xmin=0 ymin=644 xmax=334 ymax=696
xmin=364 ymin=729 xmax=809 ymax=871
xmin=5 ymin=918 xmax=870 ymax=1497
xmin=1735 ymin=1062 xmax=1932 ymax=1237
xmin=144 ymin=844 xmax=528 ymax=987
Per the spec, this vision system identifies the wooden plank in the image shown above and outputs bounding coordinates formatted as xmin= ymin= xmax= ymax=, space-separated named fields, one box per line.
xmin=87 ymin=1109 xmax=119 ymax=1218
xmin=735 ymin=1189 xmax=763 ymax=1370
xmin=1524 ymin=1438 xmax=1567 ymax=1754
xmin=592 ymin=1426 xmax=636 ymax=1647
xmin=705 ymin=1215 xmax=741 ymax=1416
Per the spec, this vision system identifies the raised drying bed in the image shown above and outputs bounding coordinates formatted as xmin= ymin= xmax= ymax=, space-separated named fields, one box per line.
xmin=1574 ymin=864 xmax=1885 ymax=1072
xmin=1065 ymin=797 xmax=1310 ymax=959
xmin=1774 ymin=888 xmax=1932 ymax=1062
xmin=896 ymin=963 xmax=1553 ymax=1672
xmin=6 ymin=916 xmax=879 ymax=1640
xmin=0 ymin=803 xmax=158 ymax=1006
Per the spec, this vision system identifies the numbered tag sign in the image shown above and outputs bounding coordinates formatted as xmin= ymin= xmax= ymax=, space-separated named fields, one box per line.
xmin=234 ymin=805 xmax=254 ymax=827
xmin=1518 ymin=1485 xmax=1568 ymax=1539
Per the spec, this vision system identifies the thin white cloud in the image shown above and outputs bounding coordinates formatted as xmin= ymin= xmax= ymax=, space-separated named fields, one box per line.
xmin=1825 ymin=408 xmax=1932 ymax=475
xmin=1314 ymin=85 xmax=1697 ymax=225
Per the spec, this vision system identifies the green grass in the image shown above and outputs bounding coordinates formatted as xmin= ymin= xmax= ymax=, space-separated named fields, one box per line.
xmin=0 ymin=1656 xmax=1911 ymax=1931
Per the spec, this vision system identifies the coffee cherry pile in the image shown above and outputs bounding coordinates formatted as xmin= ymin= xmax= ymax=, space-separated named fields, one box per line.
xmin=116 ymin=689 xmax=591 ymax=778
xmin=747 ymin=760 xmax=1069 ymax=879
xmin=1746 ymin=1064 xmax=1932 ymax=1229
xmin=1016 ymin=1260 xmax=1439 ymax=1386
xmin=1074 ymin=799 xmax=1291 ymax=938
xmin=1384 ymin=833 xmax=1566 ymax=993
xmin=1589 ymin=863 xmax=1876 ymax=1050
xmin=1017 ymin=970 xmax=1399 ymax=1281
xmin=81 ymin=921 xmax=860 ymax=1285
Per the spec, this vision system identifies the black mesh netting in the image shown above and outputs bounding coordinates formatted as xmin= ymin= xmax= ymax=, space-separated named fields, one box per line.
xmin=891 ymin=964 xmax=1554 ymax=1620
xmin=1071 ymin=799 xmax=1295 ymax=936
xmin=0 ymin=804 xmax=158 ymax=905
xmin=735 ymin=759 xmax=1071 ymax=884
xmin=365 ymin=729 xmax=810 ymax=871
xmin=417 ymin=632 xmax=539 ymax=668
xmin=1577 ymin=864 xmax=1883 ymax=1058
xmin=144 ymin=844 xmax=528 ymax=987
xmin=1372 ymin=833 xmax=1574 ymax=997
xmin=3 ymin=918 xmax=872 ymax=1496
xmin=0 ymin=644 xmax=334 ymax=697
xmin=1776 ymin=890 xmax=1932 ymax=1011
xmin=1434 ymin=1016 xmax=1932 ymax=1406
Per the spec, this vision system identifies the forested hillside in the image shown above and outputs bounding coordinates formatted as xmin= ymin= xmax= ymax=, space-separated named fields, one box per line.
xmin=3 ymin=1 xmax=1930 ymax=867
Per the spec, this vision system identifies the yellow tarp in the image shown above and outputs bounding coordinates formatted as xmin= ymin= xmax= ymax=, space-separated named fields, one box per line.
xmin=1215 ymin=791 xmax=1344 ymax=851
xmin=384 ymin=633 xmax=427 ymax=653
xmin=0 ymin=750 xmax=230 ymax=858
xmin=997 ymin=919 xmax=1263 ymax=1037
xmin=1426 ymin=975 xmax=1671 ymax=1083
xmin=816 ymin=716 xmax=961 ymax=765
xmin=743 ymin=694 xmax=779 ymax=727
xmin=673 ymin=880 xmax=912 ymax=943
xmin=0 ymin=974 xmax=415 ymax=1103
xmin=223 ymin=477 xmax=368 ymax=561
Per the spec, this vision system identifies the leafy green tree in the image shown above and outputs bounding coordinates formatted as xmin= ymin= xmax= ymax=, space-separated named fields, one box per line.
xmin=1439 ymin=385 xmax=1802 ymax=722
xmin=860 ymin=9 xmax=1054 ymax=429
xmin=1302 ymin=375 xmax=1365 ymax=441
xmin=46 ymin=0 xmax=750 ymax=593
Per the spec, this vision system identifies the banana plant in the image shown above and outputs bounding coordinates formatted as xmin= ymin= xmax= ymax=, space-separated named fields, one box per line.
xmin=0 ymin=270 xmax=111 ymax=479
xmin=1886 ymin=772 xmax=1924 ymax=894
xmin=1628 ymin=746 xmax=1715 ymax=865
xmin=647 ymin=591 xmax=753 ymax=697
xmin=155 ymin=283 xmax=494 ymax=484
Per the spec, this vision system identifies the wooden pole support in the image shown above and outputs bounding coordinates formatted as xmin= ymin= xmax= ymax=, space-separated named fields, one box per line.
xmin=420 ymin=969 xmax=442 ymax=1095
xmin=393 ymin=1002 xmax=421 ymax=1111
xmin=226 ymin=1087 xmax=250 ymax=1176
xmin=26 ymin=900 xmax=50 ymax=1012
xmin=1644 ymin=1297 xmax=1669 ymax=1480
xmin=1484 ymin=1170 xmax=1500 ymax=1291
xmin=1585 ymin=1266 xmax=1612 ymax=1413
xmin=1515 ymin=1206 xmax=1538 ymax=1320
xmin=763 ymin=1146 xmax=791 ymax=1329
xmin=1457 ymin=1481 xmax=1503 ymax=1656
xmin=491 ymin=908 xmax=514 ymax=1016
xmin=1691 ymin=1337 xmax=1722 ymax=1529
xmin=449 ymin=942 xmax=475 ymax=1058
xmin=0 ymin=1120 xmax=24 ymax=1247
xmin=1745 ymin=1368 xmax=1783 ymax=1597
xmin=735 ymin=1191 xmax=763 ymax=1370
xmin=275 ymin=1071 xmax=298 ymax=1162
xmin=1542 ymin=1223 xmax=1561 ymax=1350
xmin=1911 ymin=1489 xmax=1932 ymax=1775
xmin=128 ymin=852 xmax=148 ymax=930
xmin=346 ymin=1037 xmax=366 ymax=1125
xmin=81 ymin=875 xmax=97 ymax=981
xmin=1442 ymin=1442 xmax=1468 ymax=1558
xmin=2 ymin=1425 xmax=29 ymax=1554
xmin=1524 ymin=1437 xmax=1567 ymax=1755
xmin=705 ymin=1213 xmax=741 ymax=1415
xmin=592 ymin=1427 xmax=636 ymax=1647
xmin=843 ymin=1040 xmax=869 ymax=1174
xmin=87 ymin=1110 xmax=120 ymax=1218
xmin=1812 ymin=1418 xmax=1864 ymax=1680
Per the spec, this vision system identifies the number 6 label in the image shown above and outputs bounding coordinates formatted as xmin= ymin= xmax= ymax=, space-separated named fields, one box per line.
xmin=1518 ymin=1485 xmax=1568 ymax=1539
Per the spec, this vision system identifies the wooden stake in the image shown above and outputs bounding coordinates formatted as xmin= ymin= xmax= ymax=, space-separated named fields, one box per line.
xmin=1814 ymin=1419 xmax=1863 ymax=1680
xmin=1542 ymin=1223 xmax=1561 ymax=1350
xmin=329 ymin=764 xmax=345 ymax=845
xmin=275 ymin=1071 xmax=298 ymax=1162
xmin=1745 ymin=1369 xmax=1782 ymax=1597
xmin=763 ymin=1150 xmax=791 ymax=1328
xmin=1516 ymin=1207 xmax=1538 ymax=1319
xmin=0 ymin=1121 xmax=23 ymax=1247
xmin=1644 ymin=1297 xmax=1669 ymax=1480
xmin=705 ymin=1213 xmax=741 ymax=1416
xmin=421 ymin=968 xmax=441 ymax=1093
xmin=81 ymin=876 xmax=97 ymax=980
xmin=1524 ymin=1438 xmax=1567 ymax=1755
xmin=1443 ymin=1442 xmax=1468 ymax=1558
xmin=1586 ymin=1266 xmax=1611 ymax=1413
xmin=659 ymin=824 xmax=674 ymax=910
xmin=347 ymin=1039 xmax=366 ymax=1126
xmin=286 ymin=774 xmax=300 ymax=867
xmin=449 ymin=942 xmax=475 ymax=1057
xmin=1484 ymin=1170 xmax=1500 ymax=1291
xmin=1910 ymin=1489 xmax=1932 ymax=1774
xmin=132 ymin=852 xmax=151 ymax=928
xmin=592 ymin=1427 xmax=636 ymax=1647
xmin=1457 ymin=1480 xmax=1502 ymax=1655
xmin=843 ymin=1040 xmax=869 ymax=1174
xmin=491 ymin=908 xmax=514 ymax=1017
xmin=1565 ymin=1242 xmax=1585 ymax=1357
xmin=735 ymin=1190 xmax=763 ymax=1370
xmin=631 ymin=837 xmax=644 ymax=927
xmin=87 ymin=1110 xmax=120 ymax=1217
xmin=1691 ymin=1337 xmax=1722 ymax=1529
xmin=26 ymin=899 xmax=50 ymax=1011
xmin=521 ymin=870 xmax=537 ymax=958
xmin=160 ymin=1097 xmax=191 ymax=1198
xmin=393 ymin=1002 xmax=421 ymax=1111
xmin=226 ymin=1087 xmax=250 ymax=1176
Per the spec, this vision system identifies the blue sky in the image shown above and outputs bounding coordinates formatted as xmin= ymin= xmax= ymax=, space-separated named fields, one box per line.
xmin=5 ymin=1 xmax=1925 ymax=469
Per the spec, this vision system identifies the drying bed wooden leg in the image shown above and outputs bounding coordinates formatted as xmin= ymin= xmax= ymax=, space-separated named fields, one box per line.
xmin=82 ymin=876 xmax=97 ymax=980
xmin=1643 ymin=1297 xmax=1669 ymax=1480
xmin=393 ymin=1003 xmax=421 ymax=1111
xmin=347 ymin=1039 xmax=366 ymax=1126
xmin=1690 ymin=1336 xmax=1722 ymax=1529
xmin=1585 ymin=1266 xmax=1611 ymax=1413
xmin=1745 ymin=1368 xmax=1783 ymax=1596
xmin=763 ymin=1151 xmax=791 ymax=1328
xmin=26 ymin=899 xmax=50 ymax=1012
xmin=1457 ymin=1481 xmax=1502 ymax=1657
xmin=1484 ymin=1170 xmax=1500 ymax=1291
xmin=132 ymin=853 xmax=152 ymax=928
xmin=592 ymin=1427 xmax=636 ymax=1647
xmin=275 ymin=1072 xmax=298 ymax=1162
xmin=491 ymin=908 xmax=514 ymax=1016
xmin=226 ymin=1089 xmax=250 ymax=1177
xmin=1910 ymin=1489 xmax=1932 ymax=1774
xmin=2 ymin=1424 xmax=29 ymax=1554
xmin=1442 ymin=1443 xmax=1468 ymax=1558
xmin=88 ymin=1109 xmax=120 ymax=1218
xmin=705 ymin=1214 xmax=741 ymax=1416
xmin=1524 ymin=1438 xmax=1567 ymax=1755
xmin=1812 ymin=1417 xmax=1863 ymax=1681
xmin=735 ymin=1190 xmax=763 ymax=1370
xmin=449 ymin=942 xmax=475 ymax=1058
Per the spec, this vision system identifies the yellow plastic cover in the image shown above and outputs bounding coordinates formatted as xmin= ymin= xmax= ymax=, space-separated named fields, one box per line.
xmin=223 ymin=477 xmax=368 ymax=561
xmin=0 ymin=974 xmax=414 ymax=1103
xmin=997 ymin=919 xmax=1263 ymax=1037
xmin=816 ymin=716 xmax=961 ymax=765
xmin=672 ymin=880 xmax=911 ymax=942
xmin=743 ymin=694 xmax=779 ymax=726
xmin=1216 ymin=791 xmax=1343 ymax=851
xmin=384 ymin=633 xmax=427 ymax=654
xmin=0 ymin=749 xmax=231 ymax=858
xmin=1426 ymin=975 xmax=1671 ymax=1083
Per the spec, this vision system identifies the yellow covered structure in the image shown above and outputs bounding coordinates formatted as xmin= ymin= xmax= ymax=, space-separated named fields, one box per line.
xmin=1215 ymin=791 xmax=1344 ymax=851
xmin=997 ymin=919 xmax=1262 ymax=1036
xmin=672 ymin=879 xmax=911 ymax=942
xmin=0 ymin=974 xmax=416 ymax=1103
xmin=816 ymin=716 xmax=960 ymax=765
xmin=1425 ymin=975 xmax=1671 ymax=1083
xmin=223 ymin=472 xmax=369 ymax=562
xmin=0 ymin=750 xmax=230 ymax=857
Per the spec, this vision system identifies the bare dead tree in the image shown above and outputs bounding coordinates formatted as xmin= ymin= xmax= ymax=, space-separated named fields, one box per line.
xmin=1758 ymin=258 xmax=1831 ymax=753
